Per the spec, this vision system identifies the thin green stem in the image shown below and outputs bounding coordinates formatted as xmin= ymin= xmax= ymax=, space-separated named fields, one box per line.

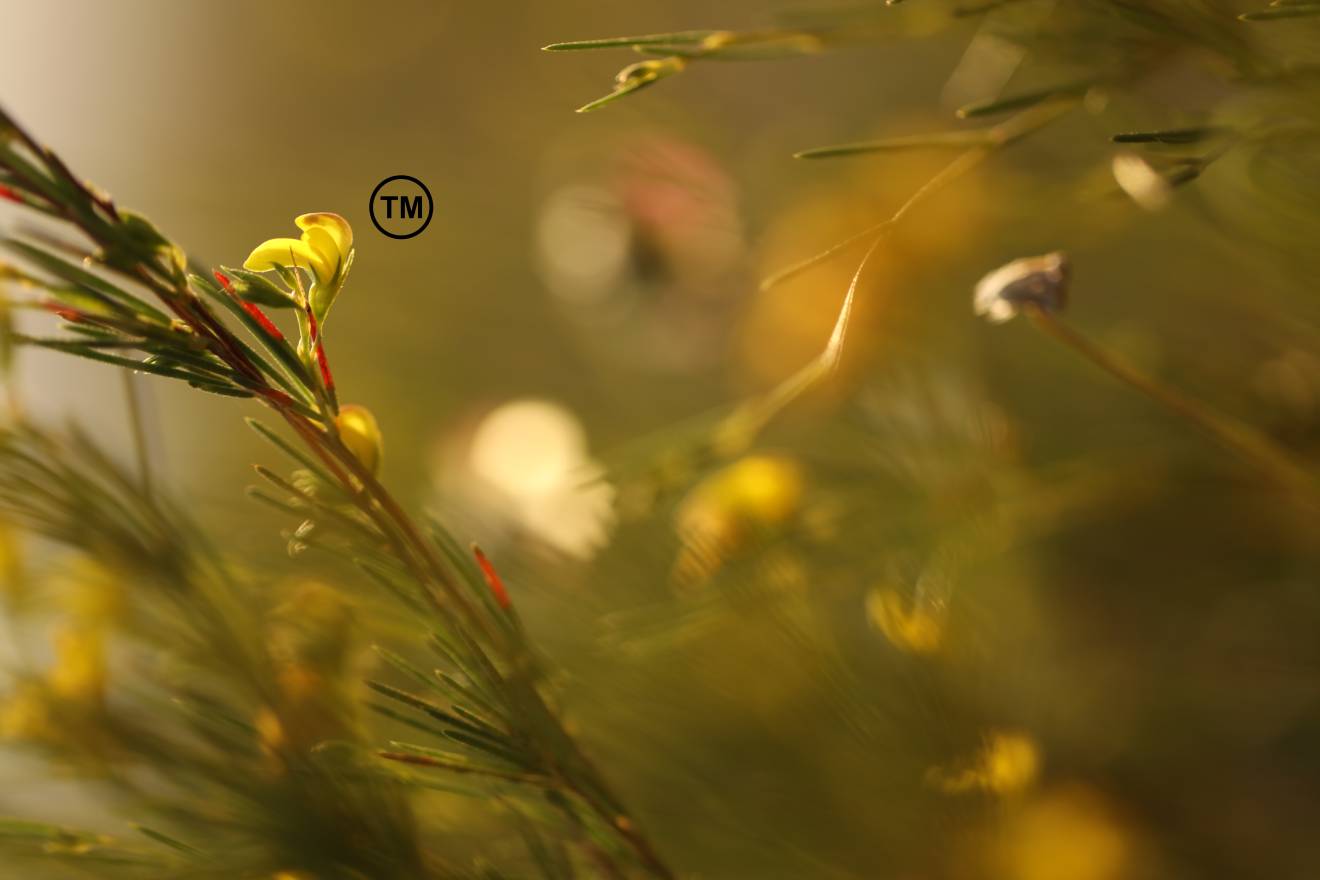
xmin=1026 ymin=306 xmax=1316 ymax=499
xmin=760 ymin=98 xmax=1076 ymax=291
xmin=120 ymin=370 xmax=153 ymax=499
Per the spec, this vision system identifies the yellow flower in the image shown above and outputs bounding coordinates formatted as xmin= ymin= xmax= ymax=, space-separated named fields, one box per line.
xmin=244 ymin=213 xmax=354 ymax=321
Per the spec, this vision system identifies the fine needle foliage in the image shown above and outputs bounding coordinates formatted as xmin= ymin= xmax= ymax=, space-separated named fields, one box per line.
xmin=0 ymin=106 xmax=673 ymax=878
xmin=0 ymin=424 xmax=433 ymax=879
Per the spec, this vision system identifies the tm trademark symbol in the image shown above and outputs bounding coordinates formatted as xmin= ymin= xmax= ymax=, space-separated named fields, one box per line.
xmin=369 ymin=175 xmax=433 ymax=240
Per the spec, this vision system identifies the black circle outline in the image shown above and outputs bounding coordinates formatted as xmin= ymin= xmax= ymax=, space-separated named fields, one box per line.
xmin=369 ymin=175 xmax=434 ymax=240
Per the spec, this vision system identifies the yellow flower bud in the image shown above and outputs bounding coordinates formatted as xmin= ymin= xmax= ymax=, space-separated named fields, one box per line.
xmin=334 ymin=404 xmax=383 ymax=474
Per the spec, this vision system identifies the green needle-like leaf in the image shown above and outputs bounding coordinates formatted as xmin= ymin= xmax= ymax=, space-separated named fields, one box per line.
xmin=543 ymin=30 xmax=716 ymax=51
xmin=956 ymin=82 xmax=1092 ymax=119
xmin=795 ymin=129 xmax=996 ymax=159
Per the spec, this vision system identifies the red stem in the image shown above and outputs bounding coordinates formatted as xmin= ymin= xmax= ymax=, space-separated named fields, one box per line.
xmin=472 ymin=545 xmax=512 ymax=610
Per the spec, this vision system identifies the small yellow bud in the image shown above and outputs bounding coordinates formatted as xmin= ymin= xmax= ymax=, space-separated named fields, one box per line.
xmin=334 ymin=404 xmax=383 ymax=474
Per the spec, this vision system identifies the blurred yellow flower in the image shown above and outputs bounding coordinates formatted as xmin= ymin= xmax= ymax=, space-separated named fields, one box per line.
xmin=991 ymin=785 xmax=1134 ymax=880
xmin=59 ymin=558 xmax=125 ymax=623
xmin=929 ymin=730 xmax=1040 ymax=796
xmin=0 ymin=518 xmax=24 ymax=606
xmin=866 ymin=587 xmax=943 ymax=654
xmin=674 ymin=454 xmax=804 ymax=584
xmin=255 ymin=705 xmax=287 ymax=756
xmin=678 ymin=454 xmax=804 ymax=531
xmin=0 ymin=683 xmax=52 ymax=740
xmin=47 ymin=625 xmax=106 ymax=704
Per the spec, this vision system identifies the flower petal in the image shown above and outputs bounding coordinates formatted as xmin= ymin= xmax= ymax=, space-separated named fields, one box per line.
xmin=295 ymin=213 xmax=352 ymax=265
xmin=243 ymin=237 xmax=332 ymax=285
xmin=302 ymin=225 xmax=344 ymax=282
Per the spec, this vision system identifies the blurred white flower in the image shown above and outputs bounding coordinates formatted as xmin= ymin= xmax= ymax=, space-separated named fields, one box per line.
xmin=533 ymin=134 xmax=747 ymax=373
xmin=435 ymin=399 xmax=615 ymax=560
xmin=1112 ymin=152 xmax=1171 ymax=212
xmin=535 ymin=184 xmax=632 ymax=307
xmin=974 ymin=252 xmax=1070 ymax=323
